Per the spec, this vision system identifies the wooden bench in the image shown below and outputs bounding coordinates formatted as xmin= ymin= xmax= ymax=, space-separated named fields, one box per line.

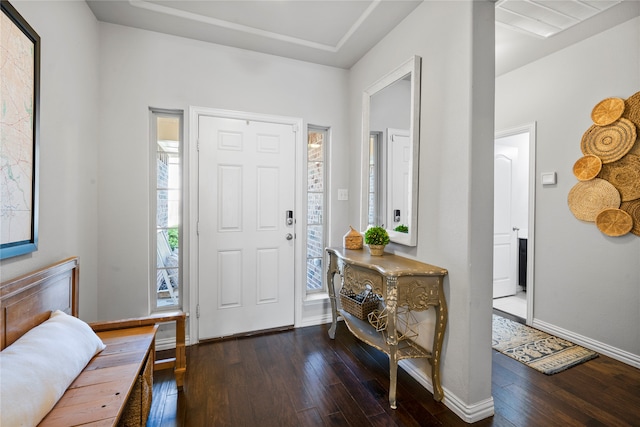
xmin=0 ymin=257 xmax=186 ymax=426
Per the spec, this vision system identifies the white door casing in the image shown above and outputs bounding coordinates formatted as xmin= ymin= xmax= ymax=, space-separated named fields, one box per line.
xmin=197 ymin=114 xmax=296 ymax=339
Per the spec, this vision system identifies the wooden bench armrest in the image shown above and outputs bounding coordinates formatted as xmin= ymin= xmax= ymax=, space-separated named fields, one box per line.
xmin=89 ymin=311 xmax=186 ymax=389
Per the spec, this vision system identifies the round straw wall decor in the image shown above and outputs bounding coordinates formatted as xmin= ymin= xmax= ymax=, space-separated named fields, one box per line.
xmin=628 ymin=136 xmax=640 ymax=157
xmin=620 ymin=200 xmax=640 ymax=236
xmin=581 ymin=118 xmax=636 ymax=163
xmin=573 ymin=155 xmax=602 ymax=181
xmin=591 ymin=97 xmax=625 ymax=126
xmin=598 ymin=154 xmax=640 ymax=202
xmin=622 ymin=91 xmax=640 ymax=130
xmin=624 ymin=92 xmax=640 ymax=157
xmin=595 ymin=208 xmax=633 ymax=237
xmin=570 ymin=92 xmax=640 ymax=237
xmin=568 ymin=178 xmax=621 ymax=222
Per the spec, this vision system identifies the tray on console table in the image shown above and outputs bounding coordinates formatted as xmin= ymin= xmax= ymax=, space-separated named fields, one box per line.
xmin=325 ymin=247 xmax=448 ymax=408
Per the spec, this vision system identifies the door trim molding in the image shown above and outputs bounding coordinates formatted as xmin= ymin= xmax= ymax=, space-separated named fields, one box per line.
xmin=188 ymin=106 xmax=304 ymax=344
xmin=495 ymin=122 xmax=536 ymax=325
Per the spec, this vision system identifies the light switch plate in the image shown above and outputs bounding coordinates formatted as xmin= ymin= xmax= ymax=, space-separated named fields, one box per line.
xmin=541 ymin=172 xmax=557 ymax=185
xmin=338 ymin=189 xmax=349 ymax=200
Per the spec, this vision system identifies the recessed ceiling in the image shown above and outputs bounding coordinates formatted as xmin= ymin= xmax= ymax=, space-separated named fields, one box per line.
xmin=86 ymin=0 xmax=422 ymax=69
xmin=86 ymin=0 xmax=640 ymax=73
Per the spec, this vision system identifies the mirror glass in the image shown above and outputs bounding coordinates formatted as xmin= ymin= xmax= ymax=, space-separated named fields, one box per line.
xmin=360 ymin=56 xmax=421 ymax=246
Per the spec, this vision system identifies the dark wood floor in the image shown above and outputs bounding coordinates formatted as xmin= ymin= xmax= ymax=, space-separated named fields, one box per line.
xmin=148 ymin=322 xmax=640 ymax=426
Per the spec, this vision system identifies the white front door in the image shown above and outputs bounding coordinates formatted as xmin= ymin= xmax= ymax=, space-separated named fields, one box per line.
xmin=493 ymin=150 xmax=517 ymax=298
xmin=197 ymin=114 xmax=296 ymax=339
xmin=387 ymin=129 xmax=410 ymax=228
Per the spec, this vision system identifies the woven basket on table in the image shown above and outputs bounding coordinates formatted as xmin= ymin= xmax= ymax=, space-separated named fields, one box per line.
xmin=339 ymin=288 xmax=379 ymax=320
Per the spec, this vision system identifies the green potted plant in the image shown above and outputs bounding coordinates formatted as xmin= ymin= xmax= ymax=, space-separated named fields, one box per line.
xmin=364 ymin=226 xmax=390 ymax=256
xmin=394 ymin=224 xmax=409 ymax=233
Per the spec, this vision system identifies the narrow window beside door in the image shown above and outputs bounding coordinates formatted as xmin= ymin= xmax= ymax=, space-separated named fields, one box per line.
xmin=151 ymin=110 xmax=183 ymax=310
xmin=306 ymin=127 xmax=328 ymax=293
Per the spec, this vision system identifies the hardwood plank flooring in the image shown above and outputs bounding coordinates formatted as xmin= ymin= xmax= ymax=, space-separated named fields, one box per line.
xmin=149 ymin=324 xmax=640 ymax=426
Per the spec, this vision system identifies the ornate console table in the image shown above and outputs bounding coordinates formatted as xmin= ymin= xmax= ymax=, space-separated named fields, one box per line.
xmin=326 ymin=247 xmax=448 ymax=408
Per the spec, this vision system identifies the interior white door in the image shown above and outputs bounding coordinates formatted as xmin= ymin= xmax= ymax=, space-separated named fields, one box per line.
xmin=197 ymin=115 xmax=295 ymax=339
xmin=493 ymin=150 xmax=517 ymax=298
xmin=387 ymin=129 xmax=410 ymax=229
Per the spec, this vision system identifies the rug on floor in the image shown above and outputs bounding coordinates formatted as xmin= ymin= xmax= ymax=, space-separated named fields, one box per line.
xmin=492 ymin=314 xmax=598 ymax=375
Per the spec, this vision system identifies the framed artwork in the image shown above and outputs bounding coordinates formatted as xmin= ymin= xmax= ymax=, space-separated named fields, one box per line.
xmin=0 ymin=0 xmax=40 ymax=260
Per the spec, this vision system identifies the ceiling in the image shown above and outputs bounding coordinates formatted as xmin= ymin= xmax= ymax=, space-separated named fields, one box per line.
xmin=86 ymin=0 xmax=640 ymax=74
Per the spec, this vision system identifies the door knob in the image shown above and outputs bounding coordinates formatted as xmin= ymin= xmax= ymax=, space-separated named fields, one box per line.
xmin=285 ymin=233 xmax=293 ymax=240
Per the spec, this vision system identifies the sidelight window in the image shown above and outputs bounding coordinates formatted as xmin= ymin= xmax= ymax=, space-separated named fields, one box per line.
xmin=306 ymin=126 xmax=328 ymax=293
xmin=151 ymin=109 xmax=183 ymax=310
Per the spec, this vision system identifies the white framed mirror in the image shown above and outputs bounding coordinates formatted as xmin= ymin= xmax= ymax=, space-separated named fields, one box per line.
xmin=360 ymin=55 xmax=421 ymax=246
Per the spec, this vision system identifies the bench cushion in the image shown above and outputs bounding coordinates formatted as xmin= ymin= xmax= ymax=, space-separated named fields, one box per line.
xmin=0 ymin=310 xmax=106 ymax=427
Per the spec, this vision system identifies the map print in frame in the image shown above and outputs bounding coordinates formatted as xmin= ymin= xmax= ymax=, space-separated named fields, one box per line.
xmin=0 ymin=0 xmax=40 ymax=260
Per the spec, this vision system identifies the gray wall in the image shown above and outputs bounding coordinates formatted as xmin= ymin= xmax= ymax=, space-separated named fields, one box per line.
xmin=349 ymin=1 xmax=496 ymax=417
xmin=0 ymin=1 xmax=100 ymax=321
xmin=96 ymin=23 xmax=351 ymax=322
xmin=496 ymin=15 xmax=640 ymax=361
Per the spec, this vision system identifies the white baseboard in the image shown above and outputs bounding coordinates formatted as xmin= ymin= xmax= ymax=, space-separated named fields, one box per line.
xmin=532 ymin=318 xmax=640 ymax=369
xmin=399 ymin=360 xmax=495 ymax=423
xmin=155 ymin=335 xmax=191 ymax=352
xmin=296 ymin=313 xmax=333 ymax=328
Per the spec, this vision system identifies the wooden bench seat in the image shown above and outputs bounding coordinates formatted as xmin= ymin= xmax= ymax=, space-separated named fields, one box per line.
xmin=0 ymin=258 xmax=187 ymax=427
xmin=39 ymin=325 xmax=157 ymax=427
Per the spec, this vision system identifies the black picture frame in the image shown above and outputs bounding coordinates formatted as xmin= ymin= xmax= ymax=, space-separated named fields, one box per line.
xmin=0 ymin=0 xmax=40 ymax=260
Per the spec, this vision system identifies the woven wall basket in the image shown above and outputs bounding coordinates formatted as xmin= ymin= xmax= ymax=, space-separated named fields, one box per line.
xmin=622 ymin=91 xmax=640 ymax=130
xmin=620 ymin=200 xmax=640 ymax=236
xmin=581 ymin=118 xmax=637 ymax=163
xmin=573 ymin=155 xmax=602 ymax=181
xmin=591 ymin=97 xmax=625 ymax=126
xmin=625 ymin=91 xmax=640 ymax=158
xmin=598 ymin=154 xmax=640 ymax=202
xmin=568 ymin=178 xmax=621 ymax=222
xmin=628 ymin=136 xmax=640 ymax=157
xmin=596 ymin=208 xmax=633 ymax=237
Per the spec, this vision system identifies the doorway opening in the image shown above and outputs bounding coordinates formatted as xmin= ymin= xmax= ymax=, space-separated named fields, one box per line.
xmin=492 ymin=123 xmax=536 ymax=324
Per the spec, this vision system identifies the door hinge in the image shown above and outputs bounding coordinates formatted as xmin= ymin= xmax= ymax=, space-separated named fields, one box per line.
xmin=196 ymin=304 xmax=200 ymax=318
xmin=292 ymin=123 xmax=299 ymax=133
xmin=197 ymin=221 xmax=200 ymax=236
xmin=197 ymin=139 xmax=200 ymax=151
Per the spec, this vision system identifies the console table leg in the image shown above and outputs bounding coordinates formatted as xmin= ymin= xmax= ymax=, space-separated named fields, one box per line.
xmin=386 ymin=276 xmax=399 ymax=409
xmin=389 ymin=350 xmax=398 ymax=409
xmin=327 ymin=253 xmax=338 ymax=339
xmin=431 ymin=303 xmax=447 ymax=401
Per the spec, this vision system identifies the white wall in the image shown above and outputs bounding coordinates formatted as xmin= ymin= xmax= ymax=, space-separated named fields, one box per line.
xmin=349 ymin=1 xmax=495 ymax=421
xmin=96 ymin=23 xmax=350 ymax=323
xmin=496 ymin=16 xmax=640 ymax=361
xmin=1 ymin=1 xmax=100 ymax=321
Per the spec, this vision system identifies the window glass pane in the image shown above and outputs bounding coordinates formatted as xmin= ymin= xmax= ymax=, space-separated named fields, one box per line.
xmin=307 ymin=193 xmax=323 ymax=225
xmin=166 ymin=190 xmax=181 ymax=228
xmin=306 ymin=258 xmax=323 ymax=291
xmin=307 ymin=224 xmax=323 ymax=259
xmin=308 ymin=132 xmax=323 ymax=161
xmin=307 ymin=161 xmax=323 ymax=192
xmin=157 ymin=190 xmax=169 ymax=228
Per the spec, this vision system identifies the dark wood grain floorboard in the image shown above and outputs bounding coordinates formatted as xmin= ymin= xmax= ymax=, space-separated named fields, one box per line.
xmin=148 ymin=323 xmax=640 ymax=427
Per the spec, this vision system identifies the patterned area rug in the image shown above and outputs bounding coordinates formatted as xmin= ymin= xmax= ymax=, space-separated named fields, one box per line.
xmin=492 ymin=315 xmax=598 ymax=375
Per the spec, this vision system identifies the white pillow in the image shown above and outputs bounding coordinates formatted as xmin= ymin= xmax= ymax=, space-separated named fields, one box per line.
xmin=0 ymin=310 xmax=106 ymax=427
